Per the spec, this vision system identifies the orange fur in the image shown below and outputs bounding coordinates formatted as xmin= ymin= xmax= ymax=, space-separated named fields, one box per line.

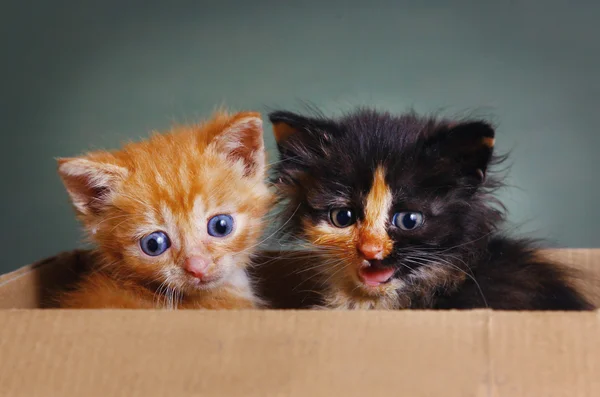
xmin=272 ymin=122 xmax=298 ymax=143
xmin=482 ymin=137 xmax=495 ymax=148
xmin=57 ymin=111 xmax=273 ymax=309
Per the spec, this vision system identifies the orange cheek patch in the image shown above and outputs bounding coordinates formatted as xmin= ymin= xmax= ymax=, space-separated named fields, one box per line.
xmin=302 ymin=220 xmax=358 ymax=260
xmin=301 ymin=166 xmax=396 ymax=262
xmin=221 ymin=222 xmax=262 ymax=258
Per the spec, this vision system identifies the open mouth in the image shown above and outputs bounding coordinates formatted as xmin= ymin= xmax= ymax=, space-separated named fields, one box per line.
xmin=358 ymin=260 xmax=395 ymax=287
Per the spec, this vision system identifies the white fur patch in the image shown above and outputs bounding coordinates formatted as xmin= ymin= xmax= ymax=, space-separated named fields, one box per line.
xmin=224 ymin=267 xmax=255 ymax=301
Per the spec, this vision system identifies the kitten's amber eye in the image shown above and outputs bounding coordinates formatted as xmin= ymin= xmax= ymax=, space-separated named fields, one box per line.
xmin=329 ymin=208 xmax=356 ymax=228
xmin=140 ymin=231 xmax=171 ymax=256
xmin=392 ymin=212 xmax=424 ymax=230
xmin=208 ymin=214 xmax=235 ymax=237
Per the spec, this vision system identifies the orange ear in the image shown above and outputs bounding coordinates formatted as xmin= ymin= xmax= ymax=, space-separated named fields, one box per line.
xmin=428 ymin=121 xmax=496 ymax=183
xmin=272 ymin=121 xmax=298 ymax=143
xmin=57 ymin=156 xmax=128 ymax=215
xmin=212 ymin=112 xmax=265 ymax=178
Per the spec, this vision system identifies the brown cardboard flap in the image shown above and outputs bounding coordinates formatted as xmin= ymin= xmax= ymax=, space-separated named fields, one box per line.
xmin=543 ymin=248 xmax=600 ymax=278
xmin=0 ymin=250 xmax=93 ymax=309
xmin=1 ymin=251 xmax=599 ymax=396
xmin=0 ymin=309 xmax=598 ymax=397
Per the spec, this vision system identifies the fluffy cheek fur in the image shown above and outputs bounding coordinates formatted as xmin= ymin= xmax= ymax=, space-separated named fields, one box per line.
xmin=162 ymin=213 xmax=267 ymax=294
xmin=82 ymin=151 xmax=271 ymax=296
xmin=302 ymin=219 xmax=404 ymax=299
xmin=298 ymin=187 xmax=485 ymax=307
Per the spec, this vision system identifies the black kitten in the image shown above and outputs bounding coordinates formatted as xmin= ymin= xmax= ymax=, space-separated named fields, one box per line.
xmin=268 ymin=108 xmax=594 ymax=310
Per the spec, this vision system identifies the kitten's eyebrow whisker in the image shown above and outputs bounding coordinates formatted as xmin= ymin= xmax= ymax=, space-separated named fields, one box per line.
xmin=93 ymin=213 xmax=138 ymax=228
xmin=118 ymin=193 xmax=158 ymax=215
xmin=109 ymin=217 xmax=139 ymax=233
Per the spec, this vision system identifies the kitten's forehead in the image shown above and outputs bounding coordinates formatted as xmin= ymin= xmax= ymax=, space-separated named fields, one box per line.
xmin=304 ymin=112 xmax=457 ymax=198
xmin=307 ymin=114 xmax=421 ymax=174
xmin=118 ymin=144 xmax=265 ymax=233
xmin=122 ymin=164 xmax=252 ymax=250
xmin=338 ymin=110 xmax=440 ymax=144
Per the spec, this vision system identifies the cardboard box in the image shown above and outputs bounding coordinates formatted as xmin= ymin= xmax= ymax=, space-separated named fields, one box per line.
xmin=0 ymin=249 xmax=599 ymax=396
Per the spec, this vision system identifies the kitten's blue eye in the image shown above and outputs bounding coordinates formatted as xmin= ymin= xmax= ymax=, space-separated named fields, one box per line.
xmin=329 ymin=208 xmax=356 ymax=228
xmin=140 ymin=231 xmax=171 ymax=256
xmin=207 ymin=214 xmax=234 ymax=237
xmin=393 ymin=212 xmax=424 ymax=230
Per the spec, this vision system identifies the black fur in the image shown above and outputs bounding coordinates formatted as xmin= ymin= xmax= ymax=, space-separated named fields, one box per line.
xmin=269 ymin=108 xmax=594 ymax=311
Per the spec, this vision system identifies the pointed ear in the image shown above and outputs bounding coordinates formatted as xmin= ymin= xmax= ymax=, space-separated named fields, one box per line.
xmin=268 ymin=110 xmax=337 ymax=161
xmin=269 ymin=111 xmax=309 ymax=144
xmin=427 ymin=121 xmax=496 ymax=183
xmin=212 ymin=112 xmax=265 ymax=178
xmin=269 ymin=111 xmax=337 ymax=144
xmin=57 ymin=157 xmax=128 ymax=215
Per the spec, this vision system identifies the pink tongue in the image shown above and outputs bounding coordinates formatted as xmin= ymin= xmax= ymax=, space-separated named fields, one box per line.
xmin=359 ymin=267 xmax=395 ymax=286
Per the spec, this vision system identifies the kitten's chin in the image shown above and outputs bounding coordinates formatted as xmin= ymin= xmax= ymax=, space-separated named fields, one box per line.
xmin=342 ymin=260 xmax=402 ymax=297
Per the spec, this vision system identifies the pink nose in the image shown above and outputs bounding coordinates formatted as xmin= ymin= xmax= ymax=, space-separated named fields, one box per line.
xmin=358 ymin=242 xmax=384 ymax=260
xmin=184 ymin=256 xmax=210 ymax=279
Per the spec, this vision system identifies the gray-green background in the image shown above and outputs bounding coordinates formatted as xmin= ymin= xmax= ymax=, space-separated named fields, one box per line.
xmin=2 ymin=0 xmax=598 ymax=275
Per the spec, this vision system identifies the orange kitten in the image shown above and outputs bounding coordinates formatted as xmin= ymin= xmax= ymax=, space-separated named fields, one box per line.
xmin=57 ymin=111 xmax=272 ymax=309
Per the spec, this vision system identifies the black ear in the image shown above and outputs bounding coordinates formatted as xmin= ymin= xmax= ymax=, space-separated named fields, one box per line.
xmin=268 ymin=110 xmax=337 ymax=160
xmin=426 ymin=121 xmax=496 ymax=183
xmin=269 ymin=111 xmax=307 ymax=144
